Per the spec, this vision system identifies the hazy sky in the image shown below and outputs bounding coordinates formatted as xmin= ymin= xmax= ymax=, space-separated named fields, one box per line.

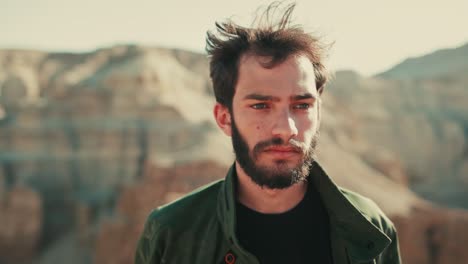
xmin=2 ymin=0 xmax=467 ymax=76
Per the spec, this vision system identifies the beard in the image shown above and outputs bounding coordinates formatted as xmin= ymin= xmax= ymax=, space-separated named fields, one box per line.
xmin=231 ymin=117 xmax=319 ymax=189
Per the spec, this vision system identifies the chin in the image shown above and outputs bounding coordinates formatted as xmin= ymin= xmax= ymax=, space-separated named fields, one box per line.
xmin=260 ymin=159 xmax=301 ymax=173
xmin=265 ymin=157 xmax=303 ymax=167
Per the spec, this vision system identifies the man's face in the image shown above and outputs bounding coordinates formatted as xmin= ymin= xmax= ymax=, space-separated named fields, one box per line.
xmin=229 ymin=54 xmax=321 ymax=189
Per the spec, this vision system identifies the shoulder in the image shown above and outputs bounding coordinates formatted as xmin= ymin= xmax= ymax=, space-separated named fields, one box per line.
xmin=339 ymin=187 xmax=396 ymax=234
xmin=145 ymin=179 xmax=224 ymax=231
xmin=135 ymin=180 xmax=225 ymax=263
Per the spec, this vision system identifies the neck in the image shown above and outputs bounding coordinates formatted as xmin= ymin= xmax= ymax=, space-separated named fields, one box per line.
xmin=235 ymin=162 xmax=307 ymax=214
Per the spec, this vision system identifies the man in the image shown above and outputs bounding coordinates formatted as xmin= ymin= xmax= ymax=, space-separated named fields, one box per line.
xmin=135 ymin=3 xmax=401 ymax=264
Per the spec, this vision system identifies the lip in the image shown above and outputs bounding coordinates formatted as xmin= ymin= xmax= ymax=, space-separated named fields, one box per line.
xmin=264 ymin=146 xmax=301 ymax=152
xmin=263 ymin=147 xmax=301 ymax=158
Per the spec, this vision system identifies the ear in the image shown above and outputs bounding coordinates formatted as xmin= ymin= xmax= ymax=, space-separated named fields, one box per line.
xmin=213 ymin=103 xmax=232 ymax=136
xmin=317 ymin=86 xmax=324 ymax=95
xmin=316 ymin=98 xmax=322 ymax=125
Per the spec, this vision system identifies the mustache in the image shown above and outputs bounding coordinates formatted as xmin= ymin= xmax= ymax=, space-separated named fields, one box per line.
xmin=253 ymin=137 xmax=306 ymax=154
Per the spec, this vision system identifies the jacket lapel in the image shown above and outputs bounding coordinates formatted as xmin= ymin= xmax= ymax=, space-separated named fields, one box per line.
xmin=217 ymin=165 xmax=260 ymax=263
xmin=309 ymin=162 xmax=391 ymax=263
xmin=217 ymin=162 xmax=391 ymax=263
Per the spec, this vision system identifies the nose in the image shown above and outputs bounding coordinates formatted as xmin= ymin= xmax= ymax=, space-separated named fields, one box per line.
xmin=271 ymin=109 xmax=298 ymax=141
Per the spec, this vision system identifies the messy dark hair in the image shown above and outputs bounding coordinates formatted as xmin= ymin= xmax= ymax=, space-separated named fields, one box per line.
xmin=206 ymin=2 xmax=331 ymax=109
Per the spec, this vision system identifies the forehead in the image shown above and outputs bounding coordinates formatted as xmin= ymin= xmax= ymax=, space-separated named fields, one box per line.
xmin=235 ymin=54 xmax=317 ymax=98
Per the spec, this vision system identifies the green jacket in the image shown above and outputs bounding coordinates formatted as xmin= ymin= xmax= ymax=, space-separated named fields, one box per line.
xmin=135 ymin=162 xmax=402 ymax=264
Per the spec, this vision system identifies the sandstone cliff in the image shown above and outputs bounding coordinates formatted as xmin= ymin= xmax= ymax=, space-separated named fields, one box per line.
xmin=0 ymin=44 xmax=467 ymax=263
xmin=0 ymin=185 xmax=42 ymax=264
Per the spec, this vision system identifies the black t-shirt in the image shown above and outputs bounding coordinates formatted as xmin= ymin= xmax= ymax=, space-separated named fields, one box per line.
xmin=235 ymin=185 xmax=333 ymax=264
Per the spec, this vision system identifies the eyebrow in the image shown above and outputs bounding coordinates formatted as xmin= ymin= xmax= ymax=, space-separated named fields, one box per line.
xmin=291 ymin=93 xmax=316 ymax=101
xmin=243 ymin=93 xmax=316 ymax=101
xmin=243 ymin=94 xmax=280 ymax=102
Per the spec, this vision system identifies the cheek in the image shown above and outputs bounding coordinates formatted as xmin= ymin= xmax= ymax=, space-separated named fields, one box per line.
xmin=298 ymin=112 xmax=319 ymax=138
xmin=250 ymin=119 xmax=269 ymax=133
xmin=233 ymin=108 xmax=264 ymax=133
xmin=240 ymin=116 xmax=269 ymax=144
xmin=237 ymin=109 xmax=269 ymax=129
xmin=245 ymin=120 xmax=267 ymax=137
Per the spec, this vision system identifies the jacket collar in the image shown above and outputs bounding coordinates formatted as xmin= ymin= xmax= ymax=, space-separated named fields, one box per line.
xmin=217 ymin=161 xmax=391 ymax=262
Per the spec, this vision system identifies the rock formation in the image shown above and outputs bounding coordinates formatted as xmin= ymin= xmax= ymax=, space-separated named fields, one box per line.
xmin=0 ymin=186 xmax=42 ymax=264
xmin=0 ymin=43 xmax=467 ymax=263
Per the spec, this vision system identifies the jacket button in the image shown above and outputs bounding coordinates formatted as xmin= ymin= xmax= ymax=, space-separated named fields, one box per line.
xmin=224 ymin=253 xmax=236 ymax=264
xmin=367 ymin=241 xmax=375 ymax=250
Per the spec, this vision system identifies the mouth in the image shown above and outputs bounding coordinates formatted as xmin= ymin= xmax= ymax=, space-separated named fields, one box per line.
xmin=262 ymin=146 xmax=302 ymax=158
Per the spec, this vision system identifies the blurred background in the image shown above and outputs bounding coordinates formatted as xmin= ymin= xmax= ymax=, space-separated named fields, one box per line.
xmin=1 ymin=0 xmax=467 ymax=263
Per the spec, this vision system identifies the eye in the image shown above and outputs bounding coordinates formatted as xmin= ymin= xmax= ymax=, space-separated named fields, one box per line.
xmin=251 ymin=103 xmax=269 ymax=109
xmin=293 ymin=103 xmax=310 ymax=110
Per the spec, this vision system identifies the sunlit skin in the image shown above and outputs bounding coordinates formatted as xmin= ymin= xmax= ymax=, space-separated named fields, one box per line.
xmin=214 ymin=54 xmax=321 ymax=213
